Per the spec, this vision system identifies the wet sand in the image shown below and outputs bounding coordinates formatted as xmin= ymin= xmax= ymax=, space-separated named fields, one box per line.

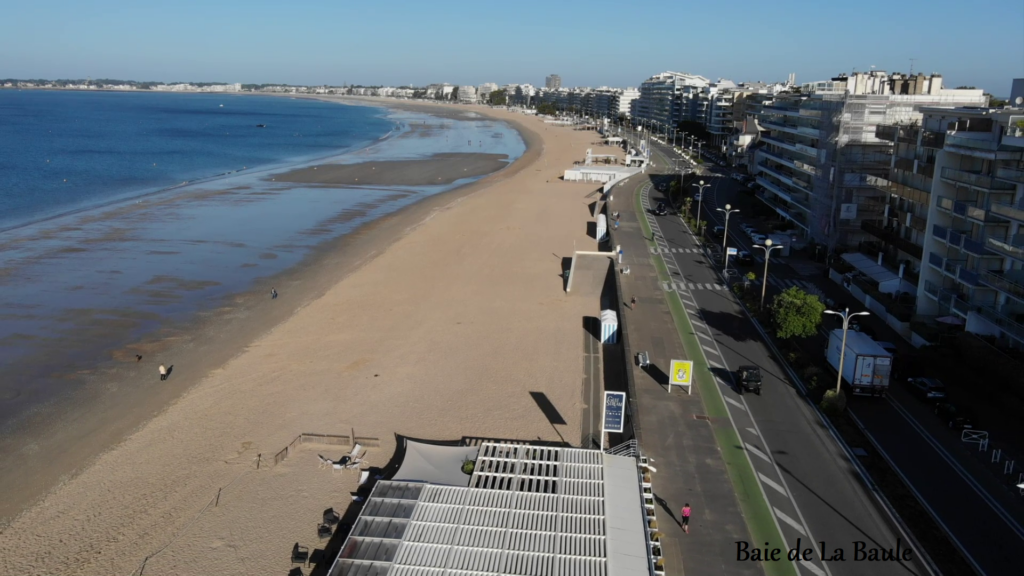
xmin=0 ymin=103 xmax=618 ymax=575
xmin=274 ymin=153 xmax=511 ymax=186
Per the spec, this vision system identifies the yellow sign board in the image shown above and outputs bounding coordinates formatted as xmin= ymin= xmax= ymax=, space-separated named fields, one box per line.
xmin=669 ymin=360 xmax=693 ymax=387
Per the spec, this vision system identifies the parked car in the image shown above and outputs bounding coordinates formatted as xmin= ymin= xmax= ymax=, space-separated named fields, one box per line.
xmin=907 ymin=377 xmax=947 ymax=401
xmin=712 ymin=226 xmax=725 ymax=238
xmin=693 ymin=192 xmax=701 ymax=202
xmin=934 ymin=402 xmax=976 ymax=429
xmin=750 ymin=234 xmax=767 ymax=246
xmin=654 ymin=202 xmax=668 ymax=216
xmin=740 ymin=223 xmax=757 ymax=235
xmin=735 ymin=250 xmax=753 ymax=265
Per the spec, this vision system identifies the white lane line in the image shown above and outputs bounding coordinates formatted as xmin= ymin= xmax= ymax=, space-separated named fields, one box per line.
xmin=702 ymin=345 xmax=720 ymax=356
xmin=690 ymin=319 xmax=706 ymax=327
xmin=725 ymin=396 xmax=747 ymax=411
xmin=661 ymin=281 xmax=671 ymax=291
xmin=744 ymin=442 xmax=771 ymax=463
xmin=774 ymin=507 xmax=807 ymax=536
xmin=746 ymin=427 xmax=758 ymax=436
xmin=708 ymin=359 xmax=724 ymax=369
xmin=759 ymin=472 xmax=788 ymax=497
xmin=800 ymin=560 xmax=827 ymax=576
xmin=695 ymin=331 xmax=713 ymax=341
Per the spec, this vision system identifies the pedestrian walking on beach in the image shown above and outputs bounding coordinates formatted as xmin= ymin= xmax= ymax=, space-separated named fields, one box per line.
xmin=271 ymin=288 xmax=278 ymax=300
xmin=158 ymin=364 xmax=167 ymax=381
xmin=681 ymin=503 xmax=691 ymax=533
xmin=630 ymin=296 xmax=637 ymax=310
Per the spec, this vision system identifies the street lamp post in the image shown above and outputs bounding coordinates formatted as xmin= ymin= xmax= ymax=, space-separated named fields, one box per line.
xmin=692 ymin=180 xmax=710 ymax=236
xmin=716 ymin=204 xmax=740 ymax=266
xmin=753 ymin=239 xmax=783 ymax=309
xmin=822 ymin=308 xmax=871 ymax=394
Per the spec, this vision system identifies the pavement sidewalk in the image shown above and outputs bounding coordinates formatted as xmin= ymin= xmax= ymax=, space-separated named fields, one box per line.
xmin=608 ymin=179 xmax=764 ymax=576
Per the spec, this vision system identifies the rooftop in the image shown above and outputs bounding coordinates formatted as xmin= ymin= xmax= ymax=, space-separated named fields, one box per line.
xmin=326 ymin=442 xmax=650 ymax=576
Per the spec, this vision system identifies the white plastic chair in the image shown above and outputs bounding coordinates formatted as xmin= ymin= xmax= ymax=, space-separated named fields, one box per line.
xmin=359 ymin=470 xmax=370 ymax=486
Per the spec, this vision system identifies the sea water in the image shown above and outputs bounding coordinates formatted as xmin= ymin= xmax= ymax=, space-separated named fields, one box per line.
xmin=0 ymin=91 xmax=525 ymax=429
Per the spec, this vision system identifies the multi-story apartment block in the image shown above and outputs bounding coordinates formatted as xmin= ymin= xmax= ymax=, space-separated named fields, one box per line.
xmin=614 ymin=88 xmax=639 ymax=118
xmin=633 ymin=72 xmax=710 ymax=129
xmin=477 ymin=83 xmax=499 ymax=102
xmin=545 ymin=74 xmax=562 ymax=90
xmin=895 ymin=106 xmax=1024 ymax=348
xmin=752 ymin=72 xmax=985 ymax=251
xmin=457 ymin=85 xmax=477 ymax=104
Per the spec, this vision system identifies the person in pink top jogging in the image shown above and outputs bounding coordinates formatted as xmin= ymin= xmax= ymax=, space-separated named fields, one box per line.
xmin=681 ymin=503 xmax=691 ymax=533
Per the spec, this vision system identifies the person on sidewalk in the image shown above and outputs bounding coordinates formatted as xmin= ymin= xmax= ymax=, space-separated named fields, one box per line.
xmin=681 ymin=503 xmax=691 ymax=533
xmin=630 ymin=296 xmax=637 ymax=310
xmin=271 ymin=288 xmax=278 ymax=299
xmin=158 ymin=364 xmax=167 ymax=381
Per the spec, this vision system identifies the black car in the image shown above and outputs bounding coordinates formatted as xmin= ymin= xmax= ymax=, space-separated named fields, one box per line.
xmin=712 ymin=226 xmax=725 ymax=238
xmin=654 ymin=202 xmax=668 ymax=216
xmin=737 ymin=365 xmax=762 ymax=395
xmin=907 ymin=377 xmax=947 ymax=401
xmin=934 ymin=402 xmax=976 ymax=429
xmin=734 ymin=250 xmax=753 ymax=265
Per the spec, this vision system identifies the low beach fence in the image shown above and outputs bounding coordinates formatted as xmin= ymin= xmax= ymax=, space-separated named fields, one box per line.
xmin=271 ymin=432 xmax=381 ymax=467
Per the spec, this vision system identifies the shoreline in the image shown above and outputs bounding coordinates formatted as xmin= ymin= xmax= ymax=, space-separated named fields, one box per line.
xmin=0 ymin=100 xmax=538 ymax=525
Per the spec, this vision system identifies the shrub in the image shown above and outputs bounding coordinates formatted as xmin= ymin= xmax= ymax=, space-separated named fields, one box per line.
xmin=461 ymin=459 xmax=475 ymax=475
xmin=648 ymin=520 xmax=658 ymax=530
xmin=772 ymin=286 xmax=826 ymax=339
xmin=820 ymin=389 xmax=848 ymax=416
xmin=802 ymin=366 xmax=824 ymax=390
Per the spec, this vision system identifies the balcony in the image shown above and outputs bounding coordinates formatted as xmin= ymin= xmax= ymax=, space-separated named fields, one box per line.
xmin=940 ymin=167 xmax=1017 ymax=191
xmin=761 ymin=136 xmax=817 ymax=158
xmin=759 ymin=149 xmax=817 ymax=177
xmin=876 ymin=124 xmax=921 ymax=143
xmin=976 ymin=304 xmax=1024 ymax=344
xmin=990 ymin=199 xmax=1024 ymax=223
xmin=862 ymin=221 xmax=924 ymax=259
xmin=754 ymin=190 xmax=810 ymax=230
xmin=760 ymin=164 xmax=813 ymax=195
xmin=923 ymin=280 xmax=940 ymax=299
xmin=995 ymin=166 xmax=1024 ymax=183
xmin=980 ymin=270 xmax=1024 ymax=302
xmin=921 ymin=131 xmax=946 ymax=149
xmin=986 ymin=234 xmax=1024 ymax=262
xmin=1003 ymin=116 xmax=1024 ymax=147
xmin=945 ymin=133 xmax=1024 ymax=160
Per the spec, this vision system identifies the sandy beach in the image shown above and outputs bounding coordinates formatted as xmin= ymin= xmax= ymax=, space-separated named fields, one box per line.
xmin=0 ymin=102 xmax=621 ymax=575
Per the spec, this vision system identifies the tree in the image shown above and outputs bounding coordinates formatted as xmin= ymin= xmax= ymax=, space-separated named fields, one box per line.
xmin=537 ymin=102 xmax=557 ymax=115
xmin=451 ymin=86 xmax=459 ymax=101
xmin=489 ymin=89 xmax=507 ymax=106
xmin=771 ymin=286 xmax=825 ymax=339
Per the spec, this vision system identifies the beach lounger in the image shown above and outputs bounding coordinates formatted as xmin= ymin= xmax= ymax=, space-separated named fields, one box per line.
xmin=317 ymin=455 xmax=333 ymax=470
xmin=323 ymin=508 xmax=340 ymax=526
xmin=291 ymin=543 xmax=309 ymax=565
xmin=348 ymin=443 xmax=363 ymax=460
xmin=359 ymin=470 xmax=370 ymax=486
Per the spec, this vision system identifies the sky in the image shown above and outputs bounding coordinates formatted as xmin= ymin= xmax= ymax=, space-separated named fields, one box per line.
xmin=2 ymin=0 xmax=1022 ymax=95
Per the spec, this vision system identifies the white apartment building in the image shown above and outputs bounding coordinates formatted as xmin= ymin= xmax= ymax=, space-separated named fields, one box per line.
xmin=615 ymin=88 xmax=639 ymax=117
xmin=477 ymin=82 xmax=498 ymax=102
xmin=633 ymin=71 xmax=710 ymax=129
xmin=457 ymin=85 xmax=477 ymax=104
xmin=752 ymin=72 xmax=986 ymax=250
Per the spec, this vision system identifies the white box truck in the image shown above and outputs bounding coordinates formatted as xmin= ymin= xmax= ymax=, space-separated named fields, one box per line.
xmin=825 ymin=329 xmax=893 ymax=396
xmin=767 ymin=233 xmax=792 ymax=257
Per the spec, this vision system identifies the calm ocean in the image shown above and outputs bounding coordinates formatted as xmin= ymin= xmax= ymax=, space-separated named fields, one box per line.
xmin=0 ymin=90 xmax=395 ymax=229
xmin=0 ymin=90 xmax=525 ymax=433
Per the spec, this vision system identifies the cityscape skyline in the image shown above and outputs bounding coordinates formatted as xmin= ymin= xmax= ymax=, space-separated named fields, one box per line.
xmin=2 ymin=0 xmax=1021 ymax=95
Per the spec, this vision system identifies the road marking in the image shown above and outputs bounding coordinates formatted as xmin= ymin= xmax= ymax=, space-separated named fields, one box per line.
xmin=690 ymin=319 xmax=706 ymax=328
xmin=746 ymin=427 xmax=758 ymax=436
xmin=702 ymin=345 xmax=719 ymax=356
xmin=799 ymin=560 xmax=826 ymax=576
xmin=708 ymin=359 xmax=723 ymax=369
xmin=759 ymin=472 xmax=787 ymax=497
xmin=744 ymin=442 xmax=771 ymax=463
xmin=688 ymin=282 xmax=696 ymax=290
xmin=661 ymin=281 xmax=671 ymax=291
xmin=774 ymin=507 xmax=807 ymax=536
xmin=695 ymin=331 xmax=712 ymax=341
xmin=725 ymin=396 xmax=746 ymax=410
xmin=714 ymin=283 xmax=725 ymax=290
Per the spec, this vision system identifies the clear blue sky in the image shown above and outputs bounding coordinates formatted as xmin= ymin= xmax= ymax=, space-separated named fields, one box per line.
xmin=2 ymin=0 xmax=1022 ymax=95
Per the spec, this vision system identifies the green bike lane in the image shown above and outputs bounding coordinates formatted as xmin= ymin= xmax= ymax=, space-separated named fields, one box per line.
xmin=607 ymin=175 xmax=794 ymax=576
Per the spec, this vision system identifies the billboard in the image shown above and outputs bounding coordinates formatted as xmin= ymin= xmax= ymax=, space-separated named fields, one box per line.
xmin=602 ymin=391 xmax=626 ymax=434
xmin=839 ymin=203 xmax=858 ymax=220
xmin=669 ymin=359 xmax=694 ymax=393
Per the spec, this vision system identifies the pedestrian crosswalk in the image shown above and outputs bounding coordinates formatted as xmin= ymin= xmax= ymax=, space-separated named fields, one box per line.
xmin=767 ymin=276 xmax=824 ymax=297
xmin=650 ymin=247 xmax=703 ymax=255
xmin=662 ymin=281 xmax=727 ymax=292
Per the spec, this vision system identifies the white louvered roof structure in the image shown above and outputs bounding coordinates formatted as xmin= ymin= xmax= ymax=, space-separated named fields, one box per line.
xmin=327 ymin=442 xmax=650 ymax=576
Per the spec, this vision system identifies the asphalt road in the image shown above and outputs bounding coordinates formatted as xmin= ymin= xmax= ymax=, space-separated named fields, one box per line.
xmin=643 ymin=182 xmax=926 ymax=576
xmin=641 ymin=139 xmax=1024 ymax=575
